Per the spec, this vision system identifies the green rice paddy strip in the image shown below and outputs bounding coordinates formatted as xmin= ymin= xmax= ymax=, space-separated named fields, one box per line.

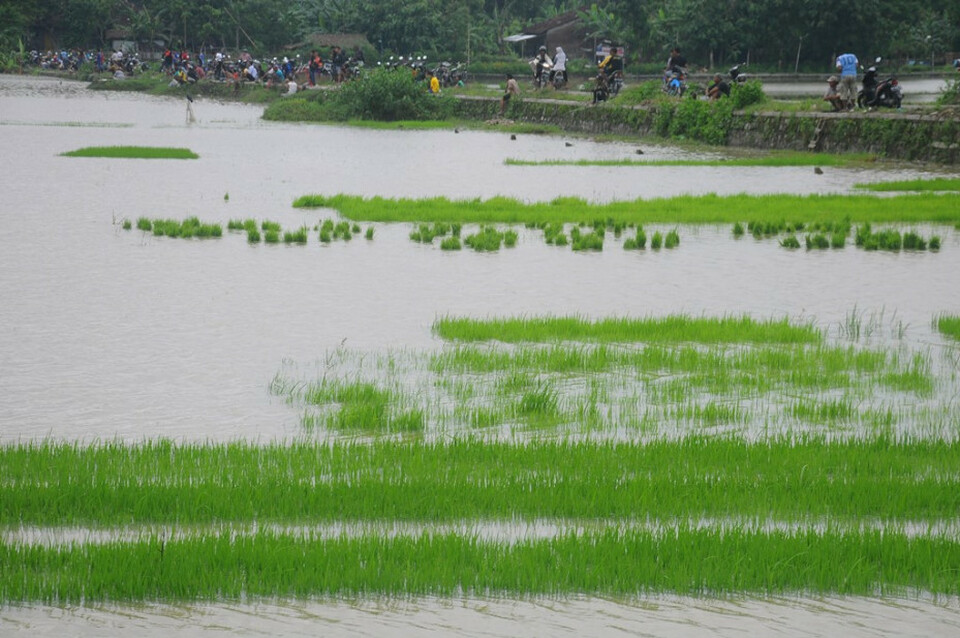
xmin=855 ymin=178 xmax=960 ymax=192
xmin=432 ymin=315 xmax=821 ymax=344
xmin=504 ymin=153 xmax=875 ymax=167
xmin=429 ymin=344 xmax=932 ymax=394
xmin=937 ymin=315 xmax=960 ymax=340
xmin=61 ymin=146 xmax=199 ymax=159
xmin=291 ymin=193 xmax=960 ymax=225
xmin=2 ymin=528 xmax=958 ymax=601
xmin=2 ymin=439 xmax=958 ymax=526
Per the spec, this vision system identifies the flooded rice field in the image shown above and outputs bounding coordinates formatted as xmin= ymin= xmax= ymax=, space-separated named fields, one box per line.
xmin=1 ymin=74 xmax=959 ymax=635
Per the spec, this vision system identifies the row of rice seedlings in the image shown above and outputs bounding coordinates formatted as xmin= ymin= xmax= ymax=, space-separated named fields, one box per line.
xmin=743 ymin=219 xmax=851 ymax=240
xmin=131 ymin=217 xmax=222 ymax=239
xmin=440 ymin=236 xmax=462 ymax=250
xmin=4 ymin=437 xmax=959 ymax=526
xmin=540 ymin=222 xmax=568 ymax=246
xmin=855 ymin=223 xmax=941 ymax=251
xmin=463 ymin=226 xmax=518 ymax=252
xmin=432 ymin=315 xmax=822 ymax=344
xmin=291 ymin=193 xmax=960 ymax=226
xmin=61 ymin=145 xmax=199 ymax=159
xmin=936 ymin=314 xmax=960 ymax=341
xmin=5 ymin=526 xmax=960 ymax=601
xmin=855 ymin=178 xmax=960 ymax=192
xmin=623 ymin=226 xmax=647 ymax=249
xmin=318 ymin=219 xmax=359 ymax=242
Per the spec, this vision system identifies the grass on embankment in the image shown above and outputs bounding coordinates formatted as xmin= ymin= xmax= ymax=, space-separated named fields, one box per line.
xmin=937 ymin=314 xmax=960 ymax=340
xmin=3 ymin=527 xmax=958 ymax=601
xmin=292 ymin=193 xmax=960 ymax=225
xmin=856 ymin=178 xmax=960 ymax=192
xmin=2 ymin=438 xmax=956 ymax=526
xmin=505 ymin=153 xmax=879 ymax=168
xmin=432 ymin=315 xmax=821 ymax=344
xmin=62 ymin=146 xmax=199 ymax=159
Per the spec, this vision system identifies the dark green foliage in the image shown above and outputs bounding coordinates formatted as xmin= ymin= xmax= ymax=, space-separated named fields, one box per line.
xmin=464 ymin=226 xmax=508 ymax=251
xmin=283 ymin=227 xmax=309 ymax=244
xmin=650 ymin=231 xmax=663 ymax=249
xmin=780 ymin=235 xmax=801 ymax=249
xmin=732 ymin=222 xmax=744 ymax=237
xmin=806 ymin=233 xmax=830 ymax=249
xmin=136 ymin=217 xmax=152 ymax=232
xmin=365 ymin=226 xmax=375 ymax=240
xmin=664 ymin=229 xmax=680 ymax=248
xmin=247 ymin=228 xmax=261 ymax=243
xmin=440 ymin=237 xmax=462 ymax=250
xmin=121 ymin=219 xmax=132 ymax=230
xmin=731 ymin=80 xmax=766 ymax=109
xmin=264 ymin=230 xmax=280 ymax=244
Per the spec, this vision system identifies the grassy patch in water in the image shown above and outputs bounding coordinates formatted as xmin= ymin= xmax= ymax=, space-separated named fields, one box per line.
xmin=432 ymin=315 xmax=821 ymax=344
xmin=3 ymin=526 xmax=958 ymax=601
xmin=146 ymin=217 xmax=221 ymax=239
xmin=292 ymin=193 xmax=960 ymax=225
xmin=936 ymin=314 xmax=960 ymax=340
xmin=61 ymin=146 xmax=199 ymax=159
xmin=2 ymin=438 xmax=956 ymax=527
xmin=505 ymin=153 xmax=878 ymax=167
xmin=855 ymin=178 xmax=960 ymax=192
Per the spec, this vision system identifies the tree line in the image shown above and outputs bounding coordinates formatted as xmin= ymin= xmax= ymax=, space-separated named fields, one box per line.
xmin=2 ymin=0 xmax=957 ymax=70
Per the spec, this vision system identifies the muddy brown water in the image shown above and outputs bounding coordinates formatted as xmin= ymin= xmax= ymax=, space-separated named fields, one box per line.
xmin=1 ymin=75 xmax=959 ymax=636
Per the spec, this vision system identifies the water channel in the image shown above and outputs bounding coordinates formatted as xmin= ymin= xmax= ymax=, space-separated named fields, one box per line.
xmin=0 ymin=74 xmax=958 ymax=635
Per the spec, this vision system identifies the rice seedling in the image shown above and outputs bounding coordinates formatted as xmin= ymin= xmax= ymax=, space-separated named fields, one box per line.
xmin=61 ymin=146 xmax=199 ymax=159
xmin=246 ymin=228 xmax=261 ymax=243
xmin=121 ymin=219 xmax=131 ymax=230
xmin=351 ymin=223 xmax=361 ymax=234
xmin=227 ymin=219 xmax=246 ymax=231
xmin=664 ymin=229 xmax=680 ymax=249
xmin=3 ymin=438 xmax=958 ymax=527
xmin=136 ymin=217 xmax=152 ymax=232
xmin=650 ymin=231 xmax=663 ymax=249
xmin=930 ymin=236 xmax=941 ymax=250
xmin=805 ymin=233 xmax=829 ymax=250
xmin=440 ymin=237 xmax=462 ymax=250
xmin=264 ymin=230 xmax=280 ymax=244
xmin=261 ymin=221 xmax=282 ymax=233
xmin=464 ymin=226 xmax=506 ymax=252
xmin=570 ymin=227 xmax=603 ymax=251
xmin=3 ymin=525 xmax=960 ymax=602
xmin=936 ymin=314 xmax=960 ymax=340
xmin=732 ymin=222 xmax=745 ymax=237
xmin=292 ymin=193 xmax=960 ymax=226
xmin=145 ymin=218 xmax=221 ymax=240
xmin=855 ymin=178 xmax=960 ymax=192
xmin=780 ymin=235 xmax=801 ymax=249
xmin=365 ymin=226 xmax=374 ymax=240
xmin=224 ymin=192 xmax=229 ymax=201
xmin=319 ymin=229 xmax=332 ymax=243
xmin=432 ymin=315 xmax=822 ymax=344
xmin=902 ymin=231 xmax=927 ymax=251
xmin=283 ymin=227 xmax=309 ymax=244
xmin=333 ymin=221 xmax=353 ymax=240
xmin=830 ymin=232 xmax=846 ymax=249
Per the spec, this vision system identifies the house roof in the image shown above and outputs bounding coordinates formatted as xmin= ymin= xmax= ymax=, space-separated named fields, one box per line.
xmin=522 ymin=9 xmax=583 ymax=35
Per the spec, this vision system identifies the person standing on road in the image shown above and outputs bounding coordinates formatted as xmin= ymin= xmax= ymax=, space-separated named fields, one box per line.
xmin=835 ymin=51 xmax=859 ymax=111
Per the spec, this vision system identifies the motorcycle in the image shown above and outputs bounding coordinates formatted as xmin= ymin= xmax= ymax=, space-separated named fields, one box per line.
xmin=662 ymin=67 xmax=687 ymax=97
xmin=857 ymin=57 xmax=902 ymax=109
xmin=729 ymin=63 xmax=749 ymax=83
xmin=606 ymin=69 xmax=624 ymax=96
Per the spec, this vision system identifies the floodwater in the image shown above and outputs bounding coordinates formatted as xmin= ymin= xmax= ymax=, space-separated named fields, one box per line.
xmin=1 ymin=74 xmax=959 ymax=636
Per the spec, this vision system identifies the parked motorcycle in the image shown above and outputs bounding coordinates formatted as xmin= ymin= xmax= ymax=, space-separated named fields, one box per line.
xmin=729 ymin=63 xmax=749 ymax=83
xmin=663 ymin=67 xmax=687 ymax=97
xmin=857 ymin=57 xmax=902 ymax=109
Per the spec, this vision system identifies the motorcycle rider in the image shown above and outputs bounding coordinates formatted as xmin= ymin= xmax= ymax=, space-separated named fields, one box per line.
xmin=550 ymin=46 xmax=567 ymax=88
xmin=533 ymin=46 xmax=552 ymax=88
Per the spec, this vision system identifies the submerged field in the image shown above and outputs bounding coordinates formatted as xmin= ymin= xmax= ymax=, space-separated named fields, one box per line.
xmin=3 ymin=314 xmax=959 ymax=603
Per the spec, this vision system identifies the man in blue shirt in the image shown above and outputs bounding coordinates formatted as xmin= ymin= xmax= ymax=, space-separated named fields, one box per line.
xmin=835 ymin=52 xmax=859 ymax=111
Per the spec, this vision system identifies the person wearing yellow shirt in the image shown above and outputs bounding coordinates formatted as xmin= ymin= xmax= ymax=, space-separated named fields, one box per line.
xmin=428 ymin=70 xmax=440 ymax=94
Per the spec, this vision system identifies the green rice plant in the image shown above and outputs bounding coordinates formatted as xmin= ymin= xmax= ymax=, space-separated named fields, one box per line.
xmin=61 ymin=146 xmax=199 ymax=159
xmin=440 ymin=237 xmax=462 ymax=250
xmin=780 ymin=235 xmax=801 ymax=249
xmin=432 ymin=315 xmax=822 ymax=344
xmin=264 ymin=230 xmax=280 ymax=243
xmin=855 ymin=178 xmax=960 ymax=192
xmin=283 ymin=227 xmax=309 ymax=244
xmin=571 ymin=229 xmax=603 ymax=251
xmin=121 ymin=219 xmax=131 ymax=230
xmin=464 ymin=226 xmax=505 ymax=251
xmin=301 ymin=379 xmax=424 ymax=434
xmin=227 ymin=219 xmax=245 ymax=231
xmin=902 ymin=231 xmax=927 ymax=251
xmin=261 ymin=221 xmax=282 ymax=233
xmin=929 ymin=236 xmax=941 ymax=250
xmin=246 ymin=228 xmax=261 ymax=243
xmin=664 ymin=229 xmax=680 ymax=248
xmin=243 ymin=219 xmax=258 ymax=232
xmin=650 ymin=231 xmax=663 ymax=249
xmin=365 ymin=226 xmax=374 ymax=240
xmin=136 ymin=217 xmax=152 ymax=232
xmin=333 ymin=221 xmax=353 ymax=240
xmin=830 ymin=232 xmax=846 ymax=249
xmin=514 ymin=381 xmax=560 ymax=420
xmin=936 ymin=314 xmax=960 ymax=340
xmin=503 ymin=230 xmax=518 ymax=247
xmin=6 ymin=437 xmax=959 ymax=528
xmin=732 ymin=221 xmax=745 ymax=237
xmin=806 ymin=233 xmax=829 ymax=250
xmin=291 ymin=193 xmax=960 ymax=226
xmin=319 ymin=229 xmax=332 ymax=243
xmin=351 ymin=223 xmax=361 ymax=233
xmin=321 ymin=219 xmax=335 ymax=233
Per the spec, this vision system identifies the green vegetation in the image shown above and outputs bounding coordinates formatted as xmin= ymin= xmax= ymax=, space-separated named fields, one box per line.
xmin=856 ymin=178 xmax=960 ymax=192
xmin=61 ymin=146 xmax=198 ymax=159
xmin=292 ymin=193 xmax=960 ymax=226
xmin=937 ymin=314 xmax=960 ymax=340
xmin=431 ymin=315 xmax=821 ymax=344
xmin=263 ymin=69 xmax=455 ymax=123
xmin=145 ymin=217 xmax=221 ymax=239
xmin=505 ymin=153 xmax=877 ymax=167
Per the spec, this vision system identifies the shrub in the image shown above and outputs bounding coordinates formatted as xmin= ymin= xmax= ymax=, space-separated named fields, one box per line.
xmin=731 ymin=79 xmax=766 ymax=109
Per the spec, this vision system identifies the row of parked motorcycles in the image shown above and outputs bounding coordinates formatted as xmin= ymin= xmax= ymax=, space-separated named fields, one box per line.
xmin=381 ymin=56 xmax=468 ymax=87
